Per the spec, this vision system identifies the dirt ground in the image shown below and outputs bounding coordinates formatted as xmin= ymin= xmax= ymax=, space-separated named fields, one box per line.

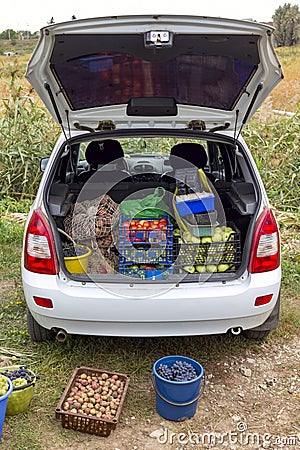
xmin=42 ymin=336 xmax=299 ymax=450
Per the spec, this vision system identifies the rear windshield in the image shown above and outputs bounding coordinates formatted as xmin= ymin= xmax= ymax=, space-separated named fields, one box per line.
xmin=51 ymin=34 xmax=259 ymax=111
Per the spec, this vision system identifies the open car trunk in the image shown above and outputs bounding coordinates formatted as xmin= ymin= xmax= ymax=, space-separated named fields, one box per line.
xmin=44 ymin=130 xmax=259 ymax=283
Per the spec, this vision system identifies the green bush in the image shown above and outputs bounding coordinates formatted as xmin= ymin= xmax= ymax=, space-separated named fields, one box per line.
xmin=0 ymin=217 xmax=24 ymax=244
xmin=0 ymin=195 xmax=31 ymax=213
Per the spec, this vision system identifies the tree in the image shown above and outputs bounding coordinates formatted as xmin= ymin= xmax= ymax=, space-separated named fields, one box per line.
xmin=273 ymin=3 xmax=300 ymax=46
xmin=0 ymin=29 xmax=19 ymax=40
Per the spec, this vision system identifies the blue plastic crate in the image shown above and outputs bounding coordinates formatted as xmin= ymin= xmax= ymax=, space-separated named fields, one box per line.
xmin=119 ymin=215 xmax=173 ymax=266
xmin=175 ymin=194 xmax=215 ymax=216
xmin=119 ymin=215 xmax=173 ymax=245
xmin=120 ymin=265 xmax=174 ymax=280
xmin=119 ymin=244 xmax=173 ymax=266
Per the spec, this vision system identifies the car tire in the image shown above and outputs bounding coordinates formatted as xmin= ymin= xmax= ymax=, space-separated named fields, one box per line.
xmin=26 ymin=307 xmax=55 ymax=342
xmin=242 ymin=329 xmax=270 ymax=339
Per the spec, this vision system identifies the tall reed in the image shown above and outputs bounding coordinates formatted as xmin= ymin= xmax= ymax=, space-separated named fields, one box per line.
xmin=0 ymin=79 xmax=59 ymax=200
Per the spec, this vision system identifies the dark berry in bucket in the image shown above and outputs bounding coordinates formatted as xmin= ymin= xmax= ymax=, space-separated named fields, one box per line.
xmin=0 ymin=365 xmax=37 ymax=388
xmin=63 ymin=242 xmax=87 ymax=257
xmin=157 ymin=360 xmax=198 ymax=382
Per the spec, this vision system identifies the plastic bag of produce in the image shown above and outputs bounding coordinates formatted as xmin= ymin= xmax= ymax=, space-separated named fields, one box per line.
xmin=120 ymin=187 xmax=170 ymax=218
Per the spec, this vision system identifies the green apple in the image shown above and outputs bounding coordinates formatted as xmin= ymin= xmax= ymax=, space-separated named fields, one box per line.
xmin=191 ymin=235 xmax=201 ymax=244
xmin=183 ymin=265 xmax=195 ymax=273
xmin=202 ymin=237 xmax=212 ymax=244
xmin=212 ymin=233 xmax=222 ymax=242
xmin=223 ymin=231 xmax=232 ymax=241
xmin=218 ymin=264 xmax=230 ymax=272
xmin=206 ymin=265 xmax=217 ymax=272
xmin=214 ymin=227 xmax=223 ymax=233
xmin=196 ymin=265 xmax=206 ymax=273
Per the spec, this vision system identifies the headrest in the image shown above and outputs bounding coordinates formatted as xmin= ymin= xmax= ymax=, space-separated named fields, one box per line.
xmin=170 ymin=143 xmax=208 ymax=169
xmin=85 ymin=139 xmax=124 ymax=167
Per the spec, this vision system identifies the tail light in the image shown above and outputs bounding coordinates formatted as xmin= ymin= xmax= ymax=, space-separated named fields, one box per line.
xmin=24 ymin=208 xmax=58 ymax=275
xmin=249 ymin=208 xmax=280 ymax=273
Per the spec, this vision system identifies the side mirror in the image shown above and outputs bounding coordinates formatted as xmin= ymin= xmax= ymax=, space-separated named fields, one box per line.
xmin=40 ymin=157 xmax=50 ymax=172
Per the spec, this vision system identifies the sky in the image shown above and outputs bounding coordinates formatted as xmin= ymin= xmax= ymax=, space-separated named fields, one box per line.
xmin=2 ymin=0 xmax=300 ymax=32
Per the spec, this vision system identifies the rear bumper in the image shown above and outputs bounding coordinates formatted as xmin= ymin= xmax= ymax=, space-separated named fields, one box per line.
xmin=22 ymin=268 xmax=281 ymax=337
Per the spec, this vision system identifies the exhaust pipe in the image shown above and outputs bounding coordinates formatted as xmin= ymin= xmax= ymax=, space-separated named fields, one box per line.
xmin=230 ymin=327 xmax=242 ymax=336
xmin=56 ymin=329 xmax=68 ymax=342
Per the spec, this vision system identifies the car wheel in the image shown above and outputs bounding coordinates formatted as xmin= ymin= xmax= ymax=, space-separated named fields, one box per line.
xmin=242 ymin=329 xmax=270 ymax=339
xmin=26 ymin=307 xmax=55 ymax=342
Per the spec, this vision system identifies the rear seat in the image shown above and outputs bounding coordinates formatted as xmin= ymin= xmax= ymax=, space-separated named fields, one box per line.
xmin=77 ymin=170 xmax=175 ymax=203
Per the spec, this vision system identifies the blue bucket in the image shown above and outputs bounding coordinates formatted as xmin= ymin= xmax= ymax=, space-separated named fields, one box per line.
xmin=152 ymin=355 xmax=206 ymax=421
xmin=0 ymin=377 xmax=13 ymax=440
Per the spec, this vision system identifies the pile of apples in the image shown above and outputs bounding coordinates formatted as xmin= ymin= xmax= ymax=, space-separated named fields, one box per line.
xmin=123 ymin=218 xmax=168 ymax=230
xmin=122 ymin=218 xmax=169 ymax=243
xmin=180 ymin=226 xmax=234 ymax=245
xmin=176 ymin=225 xmax=236 ymax=274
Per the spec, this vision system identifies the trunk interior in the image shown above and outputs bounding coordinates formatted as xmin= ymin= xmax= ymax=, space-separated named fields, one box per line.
xmin=45 ymin=132 xmax=258 ymax=282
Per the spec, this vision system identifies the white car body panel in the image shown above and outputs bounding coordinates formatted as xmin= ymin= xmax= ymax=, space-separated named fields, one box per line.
xmin=22 ymin=267 xmax=281 ymax=337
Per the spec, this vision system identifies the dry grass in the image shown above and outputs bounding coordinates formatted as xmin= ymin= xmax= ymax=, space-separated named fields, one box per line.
xmin=0 ymin=54 xmax=41 ymax=109
xmin=269 ymin=45 xmax=300 ymax=112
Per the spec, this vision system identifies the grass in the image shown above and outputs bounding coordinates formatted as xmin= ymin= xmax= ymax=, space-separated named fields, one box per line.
xmin=271 ymin=45 xmax=300 ymax=112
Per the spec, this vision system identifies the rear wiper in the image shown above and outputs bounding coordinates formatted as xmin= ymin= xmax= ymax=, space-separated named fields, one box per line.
xmin=236 ymin=83 xmax=263 ymax=140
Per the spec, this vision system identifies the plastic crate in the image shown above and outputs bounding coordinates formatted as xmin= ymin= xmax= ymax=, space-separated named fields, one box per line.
xmin=181 ymin=211 xmax=218 ymax=237
xmin=119 ymin=245 xmax=173 ymax=266
xmin=175 ymin=194 xmax=215 ymax=216
xmin=173 ymin=223 xmax=241 ymax=273
xmin=120 ymin=265 xmax=174 ymax=280
xmin=119 ymin=215 xmax=173 ymax=266
xmin=119 ymin=215 xmax=172 ymax=244
xmin=55 ymin=366 xmax=130 ymax=437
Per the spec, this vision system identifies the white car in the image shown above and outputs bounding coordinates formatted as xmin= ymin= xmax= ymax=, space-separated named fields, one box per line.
xmin=22 ymin=15 xmax=282 ymax=342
